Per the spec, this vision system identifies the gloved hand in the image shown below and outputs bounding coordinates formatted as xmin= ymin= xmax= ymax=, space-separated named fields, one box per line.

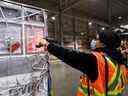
xmin=35 ymin=38 xmax=49 ymax=51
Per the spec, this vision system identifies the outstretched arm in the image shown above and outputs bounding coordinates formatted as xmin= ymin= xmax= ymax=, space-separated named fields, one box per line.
xmin=47 ymin=42 xmax=98 ymax=81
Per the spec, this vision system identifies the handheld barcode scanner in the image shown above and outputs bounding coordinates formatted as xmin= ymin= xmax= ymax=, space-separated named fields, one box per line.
xmin=35 ymin=37 xmax=49 ymax=49
xmin=36 ymin=42 xmax=44 ymax=48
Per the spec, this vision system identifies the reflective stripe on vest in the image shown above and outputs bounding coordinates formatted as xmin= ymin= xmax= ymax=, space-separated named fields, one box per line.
xmin=77 ymin=52 xmax=127 ymax=96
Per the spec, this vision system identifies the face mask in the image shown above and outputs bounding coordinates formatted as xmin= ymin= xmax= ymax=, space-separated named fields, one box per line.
xmin=90 ymin=39 xmax=96 ymax=50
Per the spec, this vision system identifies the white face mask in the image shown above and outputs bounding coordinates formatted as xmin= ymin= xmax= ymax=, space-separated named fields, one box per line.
xmin=90 ymin=39 xmax=96 ymax=50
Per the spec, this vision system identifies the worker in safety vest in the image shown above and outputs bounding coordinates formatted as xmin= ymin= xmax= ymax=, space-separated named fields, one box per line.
xmin=37 ymin=31 xmax=128 ymax=96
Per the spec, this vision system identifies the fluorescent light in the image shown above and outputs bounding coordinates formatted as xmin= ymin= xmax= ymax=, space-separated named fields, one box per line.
xmin=80 ymin=33 xmax=84 ymax=36
xmin=51 ymin=16 xmax=56 ymax=20
xmin=118 ymin=16 xmax=122 ymax=19
xmin=88 ymin=22 xmax=92 ymax=26
xmin=120 ymin=25 xmax=128 ymax=29
xmin=120 ymin=25 xmax=123 ymax=27
xmin=101 ymin=27 xmax=105 ymax=30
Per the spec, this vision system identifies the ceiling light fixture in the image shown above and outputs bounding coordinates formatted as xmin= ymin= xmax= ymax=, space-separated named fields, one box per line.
xmin=80 ymin=33 xmax=84 ymax=36
xmin=88 ymin=22 xmax=92 ymax=26
xmin=101 ymin=27 xmax=105 ymax=30
xmin=118 ymin=16 xmax=122 ymax=19
xmin=51 ymin=16 xmax=56 ymax=20
xmin=120 ymin=25 xmax=123 ymax=27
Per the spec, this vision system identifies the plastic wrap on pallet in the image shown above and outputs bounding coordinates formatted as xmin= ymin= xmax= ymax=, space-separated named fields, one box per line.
xmin=0 ymin=54 xmax=49 ymax=96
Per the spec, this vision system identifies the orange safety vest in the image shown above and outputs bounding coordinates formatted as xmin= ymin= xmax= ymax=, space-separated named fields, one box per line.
xmin=77 ymin=52 xmax=127 ymax=96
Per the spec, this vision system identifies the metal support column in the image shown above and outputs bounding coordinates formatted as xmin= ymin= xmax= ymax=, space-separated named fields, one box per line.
xmin=54 ymin=18 xmax=57 ymax=40
xmin=72 ymin=17 xmax=77 ymax=50
xmin=105 ymin=1 xmax=112 ymax=96
xmin=58 ymin=0 xmax=63 ymax=45
xmin=21 ymin=4 xmax=26 ymax=55
xmin=107 ymin=0 xmax=112 ymax=28
xmin=50 ymin=21 xmax=56 ymax=39
xmin=53 ymin=22 xmax=56 ymax=39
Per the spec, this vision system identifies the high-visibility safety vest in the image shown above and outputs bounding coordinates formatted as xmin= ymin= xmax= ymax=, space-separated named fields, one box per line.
xmin=77 ymin=52 xmax=127 ymax=96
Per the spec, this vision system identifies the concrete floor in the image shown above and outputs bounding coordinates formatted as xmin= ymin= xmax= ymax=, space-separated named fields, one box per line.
xmin=0 ymin=56 xmax=82 ymax=96
xmin=51 ymin=61 xmax=82 ymax=96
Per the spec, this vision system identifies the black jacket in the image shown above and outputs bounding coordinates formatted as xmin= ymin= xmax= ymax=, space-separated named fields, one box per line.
xmin=47 ymin=42 xmax=124 ymax=82
xmin=47 ymin=43 xmax=98 ymax=82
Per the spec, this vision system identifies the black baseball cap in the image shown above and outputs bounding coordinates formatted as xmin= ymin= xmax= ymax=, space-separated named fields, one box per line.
xmin=98 ymin=31 xmax=121 ymax=49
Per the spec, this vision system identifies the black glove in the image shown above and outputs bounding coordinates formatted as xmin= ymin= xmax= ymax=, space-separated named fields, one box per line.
xmin=36 ymin=42 xmax=44 ymax=48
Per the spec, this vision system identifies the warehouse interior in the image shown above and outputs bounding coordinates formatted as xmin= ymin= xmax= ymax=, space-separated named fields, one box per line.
xmin=10 ymin=0 xmax=128 ymax=43
xmin=0 ymin=0 xmax=128 ymax=96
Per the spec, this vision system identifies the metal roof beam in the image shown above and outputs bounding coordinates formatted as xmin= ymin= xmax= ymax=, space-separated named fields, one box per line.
xmin=10 ymin=0 xmax=58 ymax=12
xmin=112 ymin=0 xmax=128 ymax=9
xmin=61 ymin=0 xmax=83 ymax=12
